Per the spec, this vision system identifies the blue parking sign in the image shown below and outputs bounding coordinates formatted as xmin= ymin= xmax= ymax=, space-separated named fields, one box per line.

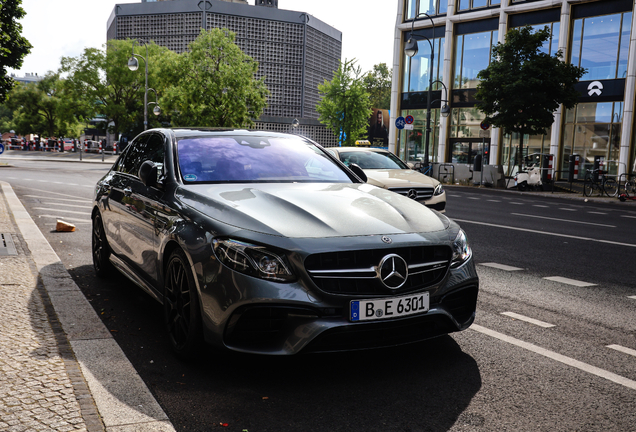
xmin=0 ymin=143 xmax=4 ymax=155
xmin=395 ymin=116 xmax=406 ymax=130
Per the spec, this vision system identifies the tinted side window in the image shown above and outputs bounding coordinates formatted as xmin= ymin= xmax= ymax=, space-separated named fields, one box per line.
xmin=120 ymin=134 xmax=149 ymax=175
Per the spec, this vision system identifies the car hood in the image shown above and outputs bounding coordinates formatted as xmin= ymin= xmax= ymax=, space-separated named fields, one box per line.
xmin=177 ymin=183 xmax=448 ymax=238
xmin=363 ymin=169 xmax=437 ymax=189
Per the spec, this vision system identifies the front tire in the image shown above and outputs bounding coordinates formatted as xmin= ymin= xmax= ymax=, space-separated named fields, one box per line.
xmin=92 ymin=213 xmax=113 ymax=278
xmin=603 ymin=178 xmax=618 ymax=197
xmin=163 ymin=248 xmax=203 ymax=359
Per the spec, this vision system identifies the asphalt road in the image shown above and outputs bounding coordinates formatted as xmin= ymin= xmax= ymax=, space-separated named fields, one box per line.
xmin=2 ymin=160 xmax=636 ymax=431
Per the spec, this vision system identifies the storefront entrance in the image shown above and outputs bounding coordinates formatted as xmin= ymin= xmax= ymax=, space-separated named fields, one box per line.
xmin=449 ymin=138 xmax=490 ymax=166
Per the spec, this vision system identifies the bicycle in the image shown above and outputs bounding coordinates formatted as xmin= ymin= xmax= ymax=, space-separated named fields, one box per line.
xmin=618 ymin=173 xmax=636 ymax=201
xmin=583 ymin=169 xmax=618 ymax=197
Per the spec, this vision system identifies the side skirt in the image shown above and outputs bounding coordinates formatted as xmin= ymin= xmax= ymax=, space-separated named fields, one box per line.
xmin=109 ymin=254 xmax=163 ymax=304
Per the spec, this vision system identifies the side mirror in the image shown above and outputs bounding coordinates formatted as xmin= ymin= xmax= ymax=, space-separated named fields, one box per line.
xmin=139 ymin=160 xmax=158 ymax=187
xmin=349 ymin=163 xmax=367 ymax=183
xmin=407 ymin=162 xmax=415 ymax=169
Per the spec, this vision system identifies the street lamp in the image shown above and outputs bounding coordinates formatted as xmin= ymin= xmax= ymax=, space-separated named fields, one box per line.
xmin=128 ymin=41 xmax=161 ymax=130
xmin=405 ymin=12 xmax=444 ymax=169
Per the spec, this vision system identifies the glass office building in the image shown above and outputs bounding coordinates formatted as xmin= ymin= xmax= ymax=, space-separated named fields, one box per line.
xmin=391 ymin=0 xmax=636 ymax=179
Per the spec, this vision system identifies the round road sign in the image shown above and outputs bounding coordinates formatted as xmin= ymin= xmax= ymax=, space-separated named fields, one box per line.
xmin=480 ymin=121 xmax=490 ymax=130
xmin=405 ymin=115 xmax=414 ymax=125
xmin=395 ymin=116 xmax=406 ymax=130
xmin=0 ymin=143 xmax=4 ymax=155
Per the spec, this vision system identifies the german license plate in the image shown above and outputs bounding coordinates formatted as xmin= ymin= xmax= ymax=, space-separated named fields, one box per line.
xmin=350 ymin=292 xmax=429 ymax=322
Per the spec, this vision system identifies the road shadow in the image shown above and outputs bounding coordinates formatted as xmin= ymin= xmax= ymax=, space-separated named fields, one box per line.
xmin=68 ymin=263 xmax=482 ymax=432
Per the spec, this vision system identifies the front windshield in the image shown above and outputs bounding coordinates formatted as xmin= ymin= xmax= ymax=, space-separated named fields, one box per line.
xmin=339 ymin=151 xmax=409 ymax=170
xmin=177 ymin=135 xmax=353 ymax=183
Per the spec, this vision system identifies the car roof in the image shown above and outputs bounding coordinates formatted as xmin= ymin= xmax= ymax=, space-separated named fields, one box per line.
xmin=164 ymin=128 xmax=309 ymax=141
xmin=330 ymin=147 xmax=389 ymax=153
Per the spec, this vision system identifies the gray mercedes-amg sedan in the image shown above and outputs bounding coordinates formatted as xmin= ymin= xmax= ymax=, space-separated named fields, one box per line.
xmin=92 ymin=128 xmax=478 ymax=357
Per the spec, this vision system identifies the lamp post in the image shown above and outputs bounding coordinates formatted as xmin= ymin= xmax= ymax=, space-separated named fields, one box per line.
xmin=405 ymin=12 xmax=446 ymax=169
xmin=128 ymin=41 xmax=161 ymax=131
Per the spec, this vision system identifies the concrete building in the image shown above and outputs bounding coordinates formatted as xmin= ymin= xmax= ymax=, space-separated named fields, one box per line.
xmin=391 ymin=0 xmax=636 ymax=182
xmin=9 ymin=73 xmax=44 ymax=84
xmin=107 ymin=0 xmax=341 ymax=146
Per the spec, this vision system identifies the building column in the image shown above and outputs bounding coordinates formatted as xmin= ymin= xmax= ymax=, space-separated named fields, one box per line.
xmin=488 ymin=8 xmax=509 ymax=166
xmin=389 ymin=1 xmax=405 ymax=155
xmin=619 ymin=3 xmax=636 ymax=176
xmin=549 ymin=0 xmax=572 ymax=176
xmin=438 ymin=1 xmax=455 ymax=163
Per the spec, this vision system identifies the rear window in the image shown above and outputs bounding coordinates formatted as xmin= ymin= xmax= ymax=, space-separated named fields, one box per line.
xmin=177 ymin=136 xmax=352 ymax=183
xmin=339 ymin=151 xmax=409 ymax=170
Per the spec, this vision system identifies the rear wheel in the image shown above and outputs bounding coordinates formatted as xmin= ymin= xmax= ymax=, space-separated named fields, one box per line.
xmin=163 ymin=248 xmax=203 ymax=359
xmin=92 ymin=213 xmax=113 ymax=278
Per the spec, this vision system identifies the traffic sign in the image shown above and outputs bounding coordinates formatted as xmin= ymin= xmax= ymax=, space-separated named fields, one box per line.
xmin=480 ymin=121 xmax=490 ymax=130
xmin=395 ymin=116 xmax=406 ymax=130
xmin=405 ymin=115 xmax=414 ymax=125
xmin=0 ymin=143 xmax=4 ymax=155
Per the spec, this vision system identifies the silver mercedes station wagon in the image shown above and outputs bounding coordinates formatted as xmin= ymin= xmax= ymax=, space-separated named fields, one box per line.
xmin=92 ymin=128 xmax=478 ymax=357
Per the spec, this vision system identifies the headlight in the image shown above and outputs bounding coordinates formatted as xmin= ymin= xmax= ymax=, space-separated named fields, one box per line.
xmin=212 ymin=239 xmax=295 ymax=282
xmin=434 ymin=183 xmax=444 ymax=196
xmin=451 ymin=229 xmax=472 ymax=268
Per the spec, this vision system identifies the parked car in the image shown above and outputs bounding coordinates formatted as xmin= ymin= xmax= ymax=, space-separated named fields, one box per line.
xmin=327 ymin=147 xmax=446 ymax=212
xmin=92 ymin=128 xmax=477 ymax=357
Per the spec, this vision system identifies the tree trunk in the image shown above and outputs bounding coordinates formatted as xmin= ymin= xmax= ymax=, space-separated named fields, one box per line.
xmin=518 ymin=132 xmax=524 ymax=173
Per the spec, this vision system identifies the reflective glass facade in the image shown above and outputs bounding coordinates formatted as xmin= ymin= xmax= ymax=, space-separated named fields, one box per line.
xmin=570 ymin=12 xmax=632 ymax=81
xmin=393 ymin=0 xmax=635 ymax=180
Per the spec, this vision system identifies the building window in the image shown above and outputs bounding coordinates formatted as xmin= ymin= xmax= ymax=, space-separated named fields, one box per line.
xmin=561 ymin=102 xmax=623 ymax=175
xmin=403 ymin=36 xmax=444 ymax=92
xmin=405 ymin=0 xmax=447 ymax=20
xmin=453 ymin=30 xmax=498 ymax=89
xmin=397 ymin=109 xmax=442 ymax=163
xmin=457 ymin=0 xmax=500 ymax=13
xmin=570 ymin=12 xmax=632 ymax=81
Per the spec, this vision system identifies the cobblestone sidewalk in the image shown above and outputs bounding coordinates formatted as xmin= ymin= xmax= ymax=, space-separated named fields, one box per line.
xmin=0 ymin=189 xmax=102 ymax=431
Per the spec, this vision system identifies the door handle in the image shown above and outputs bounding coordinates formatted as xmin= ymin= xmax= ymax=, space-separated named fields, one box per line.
xmin=124 ymin=187 xmax=132 ymax=196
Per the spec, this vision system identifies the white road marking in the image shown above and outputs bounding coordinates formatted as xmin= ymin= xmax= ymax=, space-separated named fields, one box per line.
xmin=544 ymin=276 xmax=596 ymax=287
xmin=628 ymin=296 xmax=636 ymax=300
xmin=559 ymin=208 xmax=577 ymax=211
xmin=533 ymin=205 xmax=549 ymax=208
xmin=607 ymin=345 xmax=636 ymax=358
xmin=34 ymin=202 xmax=92 ymax=209
xmin=37 ymin=215 xmax=91 ymax=223
xmin=488 ymin=200 xmax=501 ymax=203
xmin=479 ymin=262 xmax=524 ymax=271
xmin=24 ymin=195 xmax=92 ymax=203
xmin=471 ymin=324 xmax=636 ymax=391
xmin=452 ymin=218 xmax=636 ymax=249
xmin=622 ymin=215 xmax=636 ymax=219
xmin=32 ymin=207 xmax=91 ymax=216
xmin=510 ymin=202 xmax=524 ymax=205
xmin=501 ymin=312 xmax=555 ymax=328
xmin=588 ymin=211 xmax=607 ymax=215
xmin=468 ymin=197 xmax=480 ymax=200
xmin=511 ymin=212 xmax=615 ymax=228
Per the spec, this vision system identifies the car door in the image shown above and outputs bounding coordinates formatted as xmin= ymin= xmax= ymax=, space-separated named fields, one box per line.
xmin=118 ymin=132 xmax=166 ymax=285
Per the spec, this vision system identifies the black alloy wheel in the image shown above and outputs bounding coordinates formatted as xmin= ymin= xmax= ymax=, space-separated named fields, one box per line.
xmin=92 ymin=213 xmax=113 ymax=277
xmin=164 ymin=248 xmax=203 ymax=358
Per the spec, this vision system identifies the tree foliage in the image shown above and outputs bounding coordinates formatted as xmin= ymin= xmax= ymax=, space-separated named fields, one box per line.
xmin=61 ymin=39 xmax=170 ymax=139
xmin=475 ymin=26 xmax=585 ymax=137
xmin=157 ymin=28 xmax=268 ymax=127
xmin=317 ymin=59 xmax=372 ymax=146
xmin=363 ymin=63 xmax=392 ymax=110
xmin=0 ymin=0 xmax=31 ymax=103
xmin=6 ymin=73 xmax=82 ymax=138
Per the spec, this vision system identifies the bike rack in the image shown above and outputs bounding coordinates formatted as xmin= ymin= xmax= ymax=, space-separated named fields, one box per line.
xmin=617 ymin=172 xmax=636 ymax=200
xmin=438 ymin=164 xmax=455 ymax=184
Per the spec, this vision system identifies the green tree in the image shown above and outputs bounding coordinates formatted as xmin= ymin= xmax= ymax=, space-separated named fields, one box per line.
xmin=475 ymin=26 xmax=585 ymax=171
xmin=317 ymin=59 xmax=372 ymax=147
xmin=157 ymin=28 xmax=268 ymax=127
xmin=0 ymin=103 xmax=14 ymax=132
xmin=0 ymin=0 xmax=31 ymax=103
xmin=61 ymin=39 xmax=169 ymax=139
xmin=364 ymin=63 xmax=392 ymax=110
xmin=6 ymin=73 xmax=81 ymax=138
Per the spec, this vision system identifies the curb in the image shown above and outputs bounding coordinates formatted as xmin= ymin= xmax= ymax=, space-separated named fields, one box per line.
xmin=0 ymin=181 xmax=175 ymax=432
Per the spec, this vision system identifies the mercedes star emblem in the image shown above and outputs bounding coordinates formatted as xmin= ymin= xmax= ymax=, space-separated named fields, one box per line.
xmin=407 ymin=189 xmax=418 ymax=199
xmin=381 ymin=236 xmax=392 ymax=244
xmin=378 ymin=254 xmax=408 ymax=289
